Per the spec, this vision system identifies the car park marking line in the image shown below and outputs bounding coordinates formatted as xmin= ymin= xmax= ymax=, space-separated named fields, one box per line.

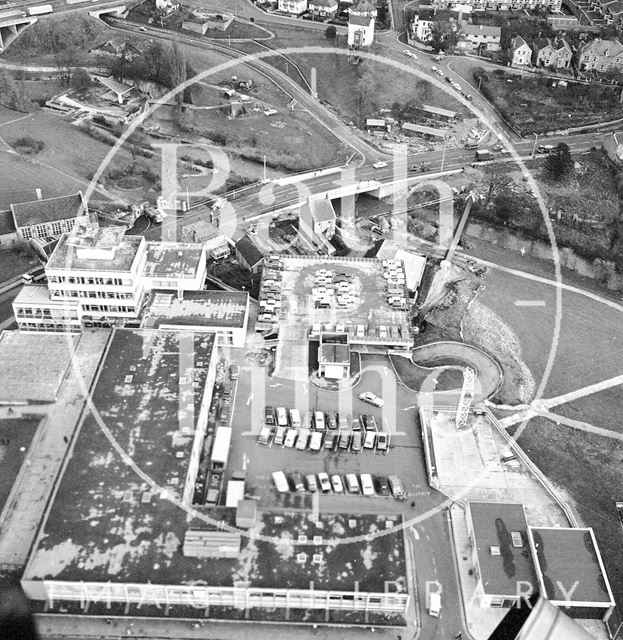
xmin=514 ymin=300 xmax=546 ymax=307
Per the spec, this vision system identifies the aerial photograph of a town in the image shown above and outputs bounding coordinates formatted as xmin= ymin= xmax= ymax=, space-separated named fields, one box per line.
xmin=0 ymin=0 xmax=622 ymax=637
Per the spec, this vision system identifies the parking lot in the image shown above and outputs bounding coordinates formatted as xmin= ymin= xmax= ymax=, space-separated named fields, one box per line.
xmin=208 ymin=348 xmax=434 ymax=513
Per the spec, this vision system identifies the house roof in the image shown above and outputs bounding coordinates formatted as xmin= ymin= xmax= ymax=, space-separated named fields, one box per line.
xmin=529 ymin=527 xmax=615 ymax=606
xmin=319 ymin=342 xmax=350 ymax=364
xmin=366 ymin=117 xmax=386 ymax=127
xmin=10 ymin=193 xmax=86 ymax=229
xmin=553 ymin=37 xmax=572 ymax=53
xmin=349 ymin=13 xmax=373 ymax=26
xmin=511 ymin=35 xmax=530 ymax=51
xmin=419 ymin=104 xmax=457 ymax=119
xmin=144 ymin=242 xmax=204 ymax=279
xmin=461 ymin=21 xmax=501 ymax=37
xmin=310 ymin=0 xmax=338 ymax=7
xmin=581 ymin=38 xmax=623 ymax=58
xmin=97 ymin=76 xmax=133 ymax=96
xmin=143 ymin=290 xmax=250 ymax=329
xmin=235 ymin=234 xmax=264 ymax=268
xmin=351 ymin=0 xmax=376 ymax=13
xmin=402 ymin=122 xmax=446 ymax=138
xmin=0 ymin=209 xmax=16 ymax=236
xmin=532 ymin=37 xmax=552 ymax=53
xmin=468 ymin=502 xmax=537 ymax=597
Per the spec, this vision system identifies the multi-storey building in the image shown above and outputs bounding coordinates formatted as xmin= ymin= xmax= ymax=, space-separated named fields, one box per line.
xmin=13 ymin=217 xmax=208 ymax=332
xmin=578 ymin=38 xmax=623 ymax=72
xmin=433 ymin=0 xmax=561 ymax=12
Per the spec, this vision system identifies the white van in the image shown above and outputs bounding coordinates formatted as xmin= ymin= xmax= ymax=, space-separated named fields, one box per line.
xmin=276 ymin=407 xmax=289 ymax=427
xmin=272 ymin=471 xmax=289 ymax=493
xmin=360 ymin=473 xmax=375 ymax=496
xmin=428 ymin=592 xmax=441 ymax=617
xmin=257 ymin=426 xmax=272 ymax=446
xmin=289 ymin=409 xmax=301 ymax=429
xmin=346 ymin=474 xmax=360 ymax=494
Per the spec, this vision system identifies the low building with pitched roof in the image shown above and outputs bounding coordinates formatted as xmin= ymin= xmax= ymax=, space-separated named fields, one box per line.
xmin=10 ymin=193 xmax=87 ymax=241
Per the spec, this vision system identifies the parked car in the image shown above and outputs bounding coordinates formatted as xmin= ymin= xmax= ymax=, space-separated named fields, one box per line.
xmin=324 ymin=432 xmax=337 ymax=450
xmin=291 ymin=472 xmax=305 ymax=492
xmin=364 ymin=415 xmax=378 ymax=431
xmin=338 ymin=414 xmax=349 ymax=431
xmin=388 ymin=475 xmax=405 ymax=499
xmin=359 ymin=391 xmax=384 ymax=407
xmin=306 ymin=474 xmax=318 ymax=492
xmin=314 ymin=410 xmax=326 ymax=431
xmin=373 ymin=161 xmax=388 ymax=169
xmin=330 ymin=474 xmax=344 ymax=493
xmin=264 ymin=406 xmax=275 ymax=426
xmin=338 ymin=431 xmax=351 ymax=450
xmin=360 ymin=473 xmax=375 ymax=496
xmin=276 ymin=407 xmax=289 ymax=427
xmin=273 ymin=426 xmax=286 ymax=446
xmin=296 ymin=429 xmax=311 ymax=450
xmin=376 ymin=433 xmax=389 ymax=452
xmin=289 ymin=408 xmax=301 ymax=429
xmin=302 ymin=410 xmax=314 ymax=429
xmin=318 ymin=472 xmax=332 ymax=493
xmin=375 ymin=475 xmax=390 ymax=496
xmin=284 ymin=429 xmax=297 ymax=448
xmin=257 ymin=426 xmax=272 ymax=446
xmin=229 ymin=364 xmax=240 ymax=380
xmin=272 ymin=471 xmax=289 ymax=493
xmin=363 ymin=430 xmax=376 ymax=449
xmin=351 ymin=432 xmax=362 ymax=452
xmin=309 ymin=430 xmax=323 ymax=451
xmin=326 ymin=411 xmax=338 ymax=430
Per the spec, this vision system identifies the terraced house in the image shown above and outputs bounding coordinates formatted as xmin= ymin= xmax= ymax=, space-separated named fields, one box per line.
xmin=532 ymin=37 xmax=572 ymax=68
xmin=578 ymin=38 xmax=623 ymax=72
xmin=457 ymin=21 xmax=501 ymax=51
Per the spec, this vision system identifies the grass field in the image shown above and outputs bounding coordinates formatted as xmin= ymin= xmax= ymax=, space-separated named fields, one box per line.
xmin=0 ymin=107 xmax=137 ymax=205
xmin=509 ymin=416 xmax=623 ymax=612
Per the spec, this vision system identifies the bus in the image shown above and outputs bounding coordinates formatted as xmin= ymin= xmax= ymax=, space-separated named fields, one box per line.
xmin=211 ymin=426 xmax=232 ymax=472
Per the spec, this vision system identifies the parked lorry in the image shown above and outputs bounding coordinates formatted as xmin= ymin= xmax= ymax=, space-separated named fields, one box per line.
xmin=27 ymin=4 xmax=53 ymax=15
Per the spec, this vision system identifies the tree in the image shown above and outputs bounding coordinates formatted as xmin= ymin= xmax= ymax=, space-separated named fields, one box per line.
xmin=70 ymin=67 xmax=92 ymax=92
xmin=484 ymin=166 xmax=511 ymax=205
xmin=544 ymin=143 xmax=574 ymax=181
xmin=325 ymin=25 xmax=336 ymax=39
xmin=493 ymin=193 xmax=514 ymax=223
xmin=54 ymin=47 xmax=79 ymax=84
xmin=430 ymin=22 xmax=458 ymax=53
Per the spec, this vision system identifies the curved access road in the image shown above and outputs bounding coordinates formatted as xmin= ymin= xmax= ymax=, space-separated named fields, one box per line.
xmin=402 ymin=340 xmax=502 ymax=402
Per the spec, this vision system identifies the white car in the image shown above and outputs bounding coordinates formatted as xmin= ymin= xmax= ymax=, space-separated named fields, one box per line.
xmin=318 ymin=472 xmax=332 ymax=493
xmin=373 ymin=161 xmax=388 ymax=169
xmin=284 ymin=429 xmax=297 ymax=448
xmin=309 ymin=431 xmax=323 ymax=451
xmin=359 ymin=391 xmax=384 ymax=407
xmin=360 ymin=473 xmax=375 ymax=496
xmin=403 ymin=49 xmax=418 ymax=59
xmin=264 ymin=108 xmax=278 ymax=116
xmin=330 ymin=474 xmax=344 ymax=493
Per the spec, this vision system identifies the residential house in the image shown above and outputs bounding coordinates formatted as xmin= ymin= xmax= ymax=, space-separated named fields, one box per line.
xmin=278 ymin=0 xmax=308 ymax=14
xmin=578 ymin=38 xmax=623 ymax=72
xmin=89 ymin=38 xmax=146 ymax=61
xmin=603 ymin=131 xmax=623 ymax=165
xmin=510 ymin=35 xmax=532 ymax=66
xmin=235 ymin=234 xmax=265 ymax=273
xmin=433 ymin=0 xmax=561 ymax=10
xmin=552 ymin=37 xmax=573 ymax=68
xmin=299 ymin=199 xmax=337 ymax=255
xmin=348 ymin=0 xmax=377 ymax=47
xmin=531 ymin=37 xmax=555 ymax=66
xmin=410 ymin=13 xmax=435 ymax=42
xmin=96 ymin=76 xmax=135 ymax=104
xmin=458 ymin=21 xmax=501 ymax=51
xmin=155 ymin=0 xmax=179 ymax=14
xmin=10 ymin=192 xmax=87 ymax=241
xmin=308 ymin=0 xmax=338 ymax=20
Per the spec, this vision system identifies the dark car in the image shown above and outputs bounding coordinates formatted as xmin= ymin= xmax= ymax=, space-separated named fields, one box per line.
xmin=326 ymin=411 xmax=338 ymax=430
xmin=324 ymin=432 xmax=337 ymax=450
xmin=364 ymin=415 xmax=377 ymax=431
xmin=351 ymin=432 xmax=362 ymax=452
xmin=264 ymin=406 xmax=275 ymax=426
xmin=375 ymin=476 xmax=390 ymax=496
xmin=338 ymin=414 xmax=349 ymax=431
xmin=338 ymin=431 xmax=351 ymax=450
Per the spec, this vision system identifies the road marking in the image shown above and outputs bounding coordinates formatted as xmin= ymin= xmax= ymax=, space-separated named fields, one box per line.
xmin=411 ymin=525 xmax=420 ymax=540
xmin=246 ymin=394 xmax=253 ymax=406
xmin=402 ymin=405 xmax=416 ymax=411
xmin=269 ymin=383 xmax=284 ymax=388
xmin=514 ymin=300 xmax=546 ymax=307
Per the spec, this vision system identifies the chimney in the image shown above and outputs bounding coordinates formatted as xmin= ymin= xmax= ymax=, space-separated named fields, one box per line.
xmin=35 ymin=188 xmax=42 ymax=200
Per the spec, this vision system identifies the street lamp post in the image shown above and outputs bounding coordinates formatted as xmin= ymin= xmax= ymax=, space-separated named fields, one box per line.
xmin=531 ymin=132 xmax=538 ymax=158
xmin=440 ymin=140 xmax=447 ymax=171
